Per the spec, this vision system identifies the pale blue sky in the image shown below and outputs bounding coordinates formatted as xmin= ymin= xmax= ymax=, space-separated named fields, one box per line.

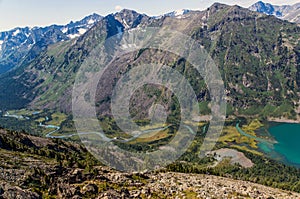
xmin=0 ymin=0 xmax=299 ymax=31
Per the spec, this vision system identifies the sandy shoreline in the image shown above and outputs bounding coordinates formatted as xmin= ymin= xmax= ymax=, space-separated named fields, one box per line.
xmin=268 ymin=117 xmax=300 ymax=124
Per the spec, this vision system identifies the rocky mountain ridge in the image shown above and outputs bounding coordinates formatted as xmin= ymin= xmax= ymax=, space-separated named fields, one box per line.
xmin=0 ymin=13 xmax=102 ymax=74
xmin=249 ymin=1 xmax=300 ymax=23
xmin=0 ymin=3 xmax=299 ymax=122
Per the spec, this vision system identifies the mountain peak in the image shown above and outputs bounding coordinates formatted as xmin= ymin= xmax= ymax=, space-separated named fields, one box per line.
xmin=249 ymin=1 xmax=300 ymax=23
xmin=164 ymin=9 xmax=191 ymax=18
xmin=257 ymin=1 xmax=265 ymax=5
xmin=113 ymin=9 xmax=148 ymax=29
xmin=210 ymin=2 xmax=230 ymax=9
xmin=0 ymin=13 xmax=102 ymax=74
xmin=249 ymin=1 xmax=282 ymax=17
xmin=118 ymin=9 xmax=139 ymax=15
xmin=208 ymin=2 xmax=231 ymax=13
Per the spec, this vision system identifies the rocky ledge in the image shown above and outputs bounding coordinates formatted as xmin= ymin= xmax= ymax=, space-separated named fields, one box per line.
xmin=5 ymin=167 xmax=296 ymax=199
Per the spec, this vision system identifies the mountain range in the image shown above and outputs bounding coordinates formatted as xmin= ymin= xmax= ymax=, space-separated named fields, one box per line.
xmin=249 ymin=1 xmax=300 ymax=23
xmin=0 ymin=2 xmax=300 ymax=197
xmin=0 ymin=9 xmax=192 ymax=75
xmin=0 ymin=3 xmax=299 ymax=122
xmin=1 ymin=1 xmax=299 ymax=76
xmin=0 ymin=13 xmax=102 ymax=74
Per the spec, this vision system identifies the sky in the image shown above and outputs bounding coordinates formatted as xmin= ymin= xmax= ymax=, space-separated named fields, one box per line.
xmin=0 ymin=0 xmax=299 ymax=31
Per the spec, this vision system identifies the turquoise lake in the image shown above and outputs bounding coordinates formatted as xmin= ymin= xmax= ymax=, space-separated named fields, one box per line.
xmin=258 ymin=123 xmax=300 ymax=167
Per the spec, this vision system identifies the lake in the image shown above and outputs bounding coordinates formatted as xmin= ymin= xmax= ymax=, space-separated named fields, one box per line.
xmin=258 ymin=123 xmax=300 ymax=167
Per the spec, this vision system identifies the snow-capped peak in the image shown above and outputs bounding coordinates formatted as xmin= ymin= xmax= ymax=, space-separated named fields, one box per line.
xmin=60 ymin=13 xmax=102 ymax=39
xmin=165 ymin=9 xmax=191 ymax=18
xmin=249 ymin=1 xmax=300 ymax=21
xmin=0 ymin=13 xmax=103 ymax=74
xmin=174 ymin=9 xmax=190 ymax=16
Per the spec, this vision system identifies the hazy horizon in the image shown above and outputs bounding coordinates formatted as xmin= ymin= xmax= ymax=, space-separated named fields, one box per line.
xmin=0 ymin=0 xmax=299 ymax=32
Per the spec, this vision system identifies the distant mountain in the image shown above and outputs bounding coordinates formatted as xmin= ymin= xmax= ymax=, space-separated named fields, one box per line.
xmin=164 ymin=9 xmax=191 ymax=18
xmin=1 ymin=5 xmax=300 ymax=197
xmin=62 ymin=13 xmax=102 ymax=39
xmin=249 ymin=1 xmax=300 ymax=23
xmin=112 ymin=9 xmax=149 ymax=29
xmin=0 ymin=13 xmax=102 ymax=74
xmin=249 ymin=1 xmax=285 ymax=17
xmin=0 ymin=4 xmax=299 ymax=123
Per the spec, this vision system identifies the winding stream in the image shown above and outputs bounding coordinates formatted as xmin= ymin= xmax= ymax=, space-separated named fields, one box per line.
xmin=2 ymin=111 xmax=199 ymax=141
xmin=45 ymin=123 xmax=199 ymax=141
xmin=235 ymin=122 xmax=276 ymax=144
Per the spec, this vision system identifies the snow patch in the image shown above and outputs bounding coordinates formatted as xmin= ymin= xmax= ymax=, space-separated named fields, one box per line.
xmin=61 ymin=27 xmax=68 ymax=33
xmin=88 ymin=19 xmax=95 ymax=24
xmin=153 ymin=15 xmax=163 ymax=20
xmin=67 ymin=28 xmax=87 ymax=39
xmin=166 ymin=9 xmax=190 ymax=18
xmin=122 ymin=19 xmax=130 ymax=28
xmin=68 ymin=34 xmax=80 ymax=39
xmin=174 ymin=9 xmax=187 ymax=16
xmin=78 ymin=28 xmax=87 ymax=35
xmin=13 ymin=29 xmax=20 ymax=36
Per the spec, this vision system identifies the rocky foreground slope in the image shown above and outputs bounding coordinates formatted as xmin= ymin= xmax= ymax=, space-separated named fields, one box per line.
xmin=1 ymin=166 xmax=300 ymax=199
xmin=0 ymin=128 xmax=299 ymax=198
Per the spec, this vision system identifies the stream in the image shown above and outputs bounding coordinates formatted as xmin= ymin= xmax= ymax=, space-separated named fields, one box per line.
xmin=2 ymin=111 xmax=199 ymax=141
xmin=235 ymin=122 xmax=276 ymax=144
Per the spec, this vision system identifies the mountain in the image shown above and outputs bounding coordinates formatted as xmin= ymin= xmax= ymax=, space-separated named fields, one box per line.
xmin=0 ymin=4 xmax=299 ymax=121
xmin=62 ymin=13 xmax=102 ymax=38
xmin=0 ymin=13 xmax=102 ymax=74
xmin=249 ymin=1 xmax=300 ymax=23
xmin=1 ymin=4 xmax=300 ymax=197
xmin=113 ymin=9 xmax=150 ymax=29
xmin=164 ymin=9 xmax=191 ymax=18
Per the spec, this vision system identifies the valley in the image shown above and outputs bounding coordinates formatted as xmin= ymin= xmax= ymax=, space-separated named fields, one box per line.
xmin=0 ymin=1 xmax=300 ymax=198
xmin=1 ymin=107 xmax=300 ymax=170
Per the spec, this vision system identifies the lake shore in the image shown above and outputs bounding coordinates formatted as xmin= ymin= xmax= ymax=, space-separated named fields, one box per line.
xmin=268 ymin=117 xmax=300 ymax=124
